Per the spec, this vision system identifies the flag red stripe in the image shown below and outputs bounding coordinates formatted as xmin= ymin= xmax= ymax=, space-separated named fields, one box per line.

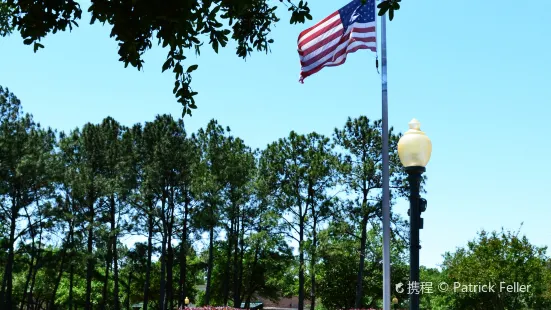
xmin=299 ymin=26 xmax=375 ymax=56
xmin=302 ymin=43 xmax=376 ymax=76
xmin=300 ymin=28 xmax=344 ymax=59
xmin=298 ymin=11 xmax=340 ymax=43
xmin=300 ymin=33 xmax=376 ymax=68
xmin=299 ymin=25 xmax=376 ymax=66
xmin=298 ymin=18 xmax=342 ymax=50
xmin=303 ymin=44 xmax=376 ymax=78
xmin=350 ymin=26 xmax=375 ymax=33
xmin=300 ymin=45 xmax=376 ymax=80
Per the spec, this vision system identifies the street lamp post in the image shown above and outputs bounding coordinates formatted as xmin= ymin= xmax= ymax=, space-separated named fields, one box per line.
xmin=397 ymin=119 xmax=432 ymax=310
xmin=184 ymin=297 xmax=189 ymax=310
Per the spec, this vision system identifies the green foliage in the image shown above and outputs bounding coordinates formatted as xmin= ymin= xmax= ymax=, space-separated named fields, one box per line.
xmin=196 ymin=290 xmax=206 ymax=307
xmin=316 ymin=223 xmax=363 ymax=309
xmin=1 ymin=1 xmax=399 ymax=116
xmin=316 ymin=223 xmax=409 ymax=309
xmin=423 ymin=228 xmax=551 ymax=310
xmin=0 ymin=86 xmax=58 ymax=309
xmin=0 ymin=0 xmax=302 ymax=116
xmin=377 ymin=0 xmax=401 ymax=21
xmin=0 ymin=1 xmax=14 ymax=36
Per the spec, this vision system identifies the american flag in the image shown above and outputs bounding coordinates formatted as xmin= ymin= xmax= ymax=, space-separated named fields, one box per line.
xmin=298 ymin=0 xmax=377 ymax=83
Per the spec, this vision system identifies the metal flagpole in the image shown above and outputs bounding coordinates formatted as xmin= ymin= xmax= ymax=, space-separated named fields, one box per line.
xmin=380 ymin=5 xmax=391 ymax=310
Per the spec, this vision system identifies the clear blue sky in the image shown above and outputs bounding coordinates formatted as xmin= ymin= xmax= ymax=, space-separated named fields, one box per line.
xmin=1 ymin=0 xmax=550 ymax=269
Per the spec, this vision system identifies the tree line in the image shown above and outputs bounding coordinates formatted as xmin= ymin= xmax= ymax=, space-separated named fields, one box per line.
xmin=2 ymin=86 xmax=551 ymax=310
xmin=0 ymin=86 xmax=410 ymax=310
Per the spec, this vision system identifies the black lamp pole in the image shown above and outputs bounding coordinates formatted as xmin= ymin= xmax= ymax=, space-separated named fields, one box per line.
xmin=406 ymin=166 xmax=426 ymax=310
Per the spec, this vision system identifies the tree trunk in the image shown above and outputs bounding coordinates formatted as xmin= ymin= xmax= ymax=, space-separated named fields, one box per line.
xmin=113 ymin=240 xmax=120 ymax=310
xmin=298 ymin=213 xmax=305 ymax=310
xmin=160 ymin=235 xmax=167 ymax=310
xmin=126 ymin=271 xmax=133 ymax=310
xmin=27 ymin=225 xmax=43 ymax=310
xmin=67 ymin=197 xmax=76 ymax=310
xmin=204 ymin=223 xmax=215 ymax=306
xmin=143 ymin=203 xmax=154 ymax=310
xmin=49 ymin=237 xmax=69 ymax=310
xmin=1 ymin=199 xmax=19 ymax=310
xmin=68 ymin=262 xmax=74 ymax=310
xmin=111 ymin=195 xmax=121 ymax=310
xmin=355 ymin=214 xmax=369 ymax=308
xmin=245 ymin=232 xmax=261 ymax=309
xmin=101 ymin=231 xmax=112 ymax=310
xmin=167 ymin=190 xmax=175 ymax=310
xmin=22 ymin=207 xmax=36 ymax=310
xmin=223 ymin=217 xmax=234 ymax=306
xmin=236 ymin=214 xmax=245 ymax=308
xmin=232 ymin=216 xmax=240 ymax=307
xmin=85 ymin=201 xmax=95 ymax=310
xmin=310 ymin=214 xmax=317 ymax=310
xmin=167 ymin=235 xmax=174 ymax=310
xmin=178 ymin=201 xmax=189 ymax=308
xmin=160 ymin=194 xmax=168 ymax=310
xmin=22 ymin=243 xmax=35 ymax=310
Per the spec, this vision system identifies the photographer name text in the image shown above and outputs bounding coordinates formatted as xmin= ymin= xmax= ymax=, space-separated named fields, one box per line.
xmin=452 ymin=282 xmax=530 ymax=293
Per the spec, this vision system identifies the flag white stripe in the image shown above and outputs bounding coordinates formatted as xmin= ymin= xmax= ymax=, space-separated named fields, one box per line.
xmin=300 ymin=24 xmax=344 ymax=52
xmin=298 ymin=14 xmax=341 ymax=46
xmin=300 ymin=27 xmax=344 ymax=63
xmin=300 ymin=27 xmax=376 ymax=64
xmin=301 ymin=39 xmax=376 ymax=73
